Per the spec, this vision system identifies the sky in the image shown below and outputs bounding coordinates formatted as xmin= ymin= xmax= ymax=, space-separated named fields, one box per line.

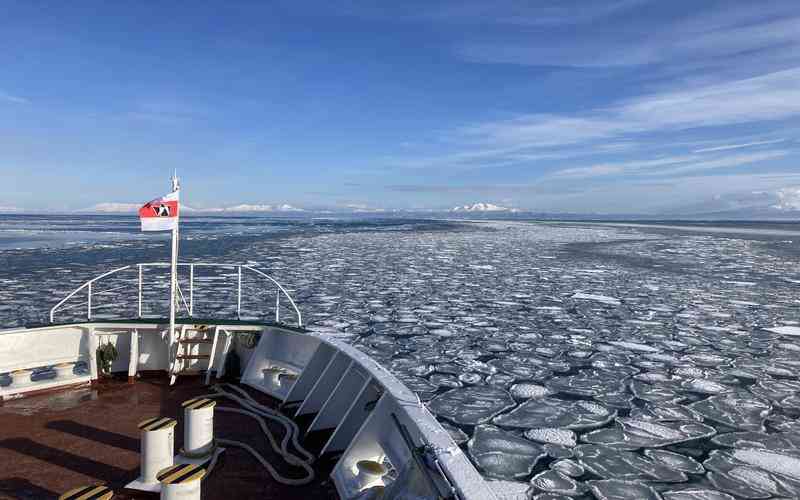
xmin=1 ymin=0 xmax=799 ymax=213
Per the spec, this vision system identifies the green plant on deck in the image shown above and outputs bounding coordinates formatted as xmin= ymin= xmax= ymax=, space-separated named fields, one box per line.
xmin=97 ymin=341 xmax=119 ymax=375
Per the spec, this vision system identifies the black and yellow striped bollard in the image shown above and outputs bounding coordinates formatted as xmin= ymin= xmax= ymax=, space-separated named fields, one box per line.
xmin=182 ymin=397 xmax=217 ymax=458
xmin=138 ymin=416 xmax=177 ymax=484
xmin=157 ymin=463 xmax=206 ymax=500
xmin=59 ymin=484 xmax=113 ymax=500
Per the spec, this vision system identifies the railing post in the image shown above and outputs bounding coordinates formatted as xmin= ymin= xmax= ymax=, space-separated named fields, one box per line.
xmin=87 ymin=282 xmax=92 ymax=320
xmin=237 ymin=265 xmax=242 ymax=319
xmin=138 ymin=264 xmax=143 ymax=318
xmin=189 ymin=264 xmax=194 ymax=317
xmin=275 ymin=291 xmax=280 ymax=323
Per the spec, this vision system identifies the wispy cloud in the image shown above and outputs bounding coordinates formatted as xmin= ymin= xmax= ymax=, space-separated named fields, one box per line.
xmin=459 ymin=68 xmax=800 ymax=149
xmin=693 ymin=139 xmax=786 ymax=153
xmin=0 ymin=90 xmax=28 ymax=104
xmin=551 ymin=151 xmax=790 ymax=179
xmin=456 ymin=3 xmax=800 ymax=72
xmin=314 ymin=0 xmax=647 ymax=28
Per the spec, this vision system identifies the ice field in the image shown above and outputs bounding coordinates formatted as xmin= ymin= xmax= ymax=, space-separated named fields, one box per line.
xmin=2 ymin=215 xmax=800 ymax=499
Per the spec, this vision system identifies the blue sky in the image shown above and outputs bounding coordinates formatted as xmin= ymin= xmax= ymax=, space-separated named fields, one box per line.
xmin=1 ymin=0 xmax=799 ymax=213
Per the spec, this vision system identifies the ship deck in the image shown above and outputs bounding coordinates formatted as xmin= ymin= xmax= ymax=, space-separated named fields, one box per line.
xmin=0 ymin=375 xmax=339 ymax=499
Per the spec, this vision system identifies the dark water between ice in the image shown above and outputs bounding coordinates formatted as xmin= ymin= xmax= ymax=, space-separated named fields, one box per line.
xmin=1 ymin=214 xmax=800 ymax=500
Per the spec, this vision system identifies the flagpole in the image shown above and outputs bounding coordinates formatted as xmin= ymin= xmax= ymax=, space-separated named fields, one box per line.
xmin=168 ymin=173 xmax=180 ymax=378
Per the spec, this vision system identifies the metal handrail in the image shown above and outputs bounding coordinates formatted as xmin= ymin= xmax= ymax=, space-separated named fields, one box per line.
xmin=49 ymin=262 xmax=303 ymax=326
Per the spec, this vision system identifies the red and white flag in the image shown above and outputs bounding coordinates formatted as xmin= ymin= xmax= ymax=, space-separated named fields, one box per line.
xmin=139 ymin=190 xmax=179 ymax=231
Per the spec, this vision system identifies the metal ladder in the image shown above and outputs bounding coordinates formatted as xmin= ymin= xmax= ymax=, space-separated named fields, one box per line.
xmin=169 ymin=325 xmax=222 ymax=385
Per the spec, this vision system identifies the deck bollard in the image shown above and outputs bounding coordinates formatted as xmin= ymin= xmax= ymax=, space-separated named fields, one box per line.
xmin=54 ymin=362 xmax=75 ymax=379
xmin=59 ymin=484 xmax=113 ymax=500
xmin=138 ymin=417 xmax=177 ymax=484
xmin=10 ymin=369 xmax=33 ymax=387
xmin=181 ymin=397 xmax=216 ymax=458
xmin=355 ymin=459 xmax=387 ymax=490
xmin=158 ymin=463 xmax=205 ymax=500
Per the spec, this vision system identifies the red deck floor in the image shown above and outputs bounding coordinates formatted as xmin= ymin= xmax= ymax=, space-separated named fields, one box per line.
xmin=0 ymin=375 xmax=338 ymax=499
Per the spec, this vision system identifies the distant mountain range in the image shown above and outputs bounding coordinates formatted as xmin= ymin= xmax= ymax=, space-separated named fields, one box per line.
xmin=78 ymin=203 xmax=305 ymax=213
xmin=3 ymin=190 xmax=799 ymax=219
xmin=75 ymin=201 xmax=520 ymax=215
xmin=670 ymin=186 xmax=800 ymax=219
xmin=450 ymin=202 xmax=518 ymax=213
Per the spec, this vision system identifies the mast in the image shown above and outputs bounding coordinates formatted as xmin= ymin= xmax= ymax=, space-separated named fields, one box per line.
xmin=169 ymin=172 xmax=180 ymax=364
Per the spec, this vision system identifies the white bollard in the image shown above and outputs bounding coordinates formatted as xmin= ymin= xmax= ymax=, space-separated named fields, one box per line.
xmin=355 ymin=459 xmax=387 ymax=490
xmin=54 ymin=362 xmax=75 ymax=379
xmin=181 ymin=397 xmax=216 ymax=458
xmin=10 ymin=369 xmax=33 ymax=387
xmin=158 ymin=463 xmax=205 ymax=500
xmin=138 ymin=417 xmax=177 ymax=484
xmin=263 ymin=367 xmax=283 ymax=386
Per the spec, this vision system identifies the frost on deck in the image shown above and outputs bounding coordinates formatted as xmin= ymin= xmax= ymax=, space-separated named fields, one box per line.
xmin=2 ymin=218 xmax=800 ymax=499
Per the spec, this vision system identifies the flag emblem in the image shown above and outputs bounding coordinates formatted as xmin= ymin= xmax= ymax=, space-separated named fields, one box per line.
xmin=139 ymin=190 xmax=179 ymax=231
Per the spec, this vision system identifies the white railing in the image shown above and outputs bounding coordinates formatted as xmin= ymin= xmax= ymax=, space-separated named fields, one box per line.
xmin=49 ymin=262 xmax=303 ymax=327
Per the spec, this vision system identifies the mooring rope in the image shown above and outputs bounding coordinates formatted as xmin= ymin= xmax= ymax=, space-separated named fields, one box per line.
xmin=195 ymin=383 xmax=315 ymax=485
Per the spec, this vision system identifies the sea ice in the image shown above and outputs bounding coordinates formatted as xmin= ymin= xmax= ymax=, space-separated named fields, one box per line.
xmin=680 ymin=378 xmax=732 ymax=395
xmin=588 ymin=479 xmax=663 ymax=500
xmin=428 ymin=386 xmax=516 ymax=426
xmin=662 ymin=489 xmax=735 ymax=500
xmin=644 ymin=449 xmax=705 ymax=474
xmin=546 ymin=369 xmax=627 ymax=396
xmin=571 ymin=292 xmax=621 ymax=306
xmin=530 ymin=469 xmax=586 ymax=496
xmin=493 ymin=397 xmax=616 ymax=430
xmin=468 ymin=425 xmax=547 ymax=480
xmin=689 ymin=392 xmax=772 ymax=432
xmin=764 ymin=326 xmax=800 ymax=336
xmin=704 ymin=449 xmax=800 ymax=498
xmin=575 ymin=445 xmax=688 ymax=482
xmin=550 ymin=459 xmax=584 ymax=477
xmin=509 ymin=383 xmax=552 ymax=400
xmin=524 ymin=428 xmax=577 ymax=447
xmin=731 ymin=448 xmax=800 ymax=480
xmin=607 ymin=341 xmax=661 ymax=353
xmin=711 ymin=431 xmax=800 ymax=450
xmin=630 ymin=381 xmax=687 ymax=404
xmin=582 ymin=418 xmax=716 ymax=449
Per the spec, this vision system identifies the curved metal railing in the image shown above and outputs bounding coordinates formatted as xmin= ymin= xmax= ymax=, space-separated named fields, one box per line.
xmin=49 ymin=262 xmax=303 ymax=326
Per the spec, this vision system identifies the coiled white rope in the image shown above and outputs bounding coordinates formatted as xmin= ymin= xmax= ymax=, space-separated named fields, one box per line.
xmin=195 ymin=383 xmax=315 ymax=485
xmin=213 ymin=383 xmax=314 ymax=464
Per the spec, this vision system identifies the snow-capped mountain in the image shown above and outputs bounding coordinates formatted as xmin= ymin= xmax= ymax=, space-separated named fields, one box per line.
xmin=450 ymin=202 xmax=515 ymax=212
xmin=673 ymin=186 xmax=800 ymax=218
xmin=774 ymin=187 xmax=800 ymax=211
xmin=78 ymin=203 xmax=142 ymax=213
xmin=220 ymin=204 xmax=304 ymax=212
